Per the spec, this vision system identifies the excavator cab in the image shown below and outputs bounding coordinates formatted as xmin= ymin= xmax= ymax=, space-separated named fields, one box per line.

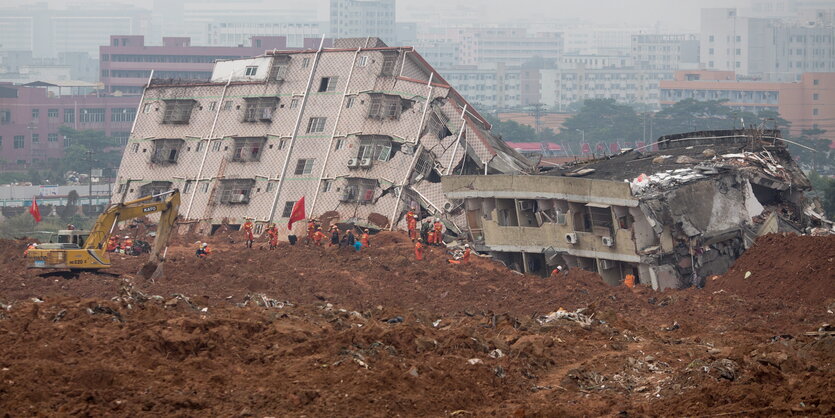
xmin=37 ymin=230 xmax=90 ymax=250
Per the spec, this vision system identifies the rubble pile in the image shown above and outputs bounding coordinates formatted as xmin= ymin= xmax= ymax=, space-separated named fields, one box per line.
xmin=0 ymin=233 xmax=832 ymax=415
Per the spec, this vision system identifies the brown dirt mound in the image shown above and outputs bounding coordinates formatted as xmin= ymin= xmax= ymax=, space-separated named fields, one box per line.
xmin=706 ymin=233 xmax=835 ymax=305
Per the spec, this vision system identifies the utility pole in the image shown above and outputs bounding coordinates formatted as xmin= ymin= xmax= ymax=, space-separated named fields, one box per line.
xmin=86 ymin=149 xmax=93 ymax=212
xmin=528 ymin=103 xmax=546 ymax=136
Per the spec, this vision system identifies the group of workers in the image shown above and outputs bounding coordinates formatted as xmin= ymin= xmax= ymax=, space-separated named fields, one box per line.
xmin=106 ymin=235 xmax=134 ymax=254
xmin=405 ymin=210 xmax=446 ymax=246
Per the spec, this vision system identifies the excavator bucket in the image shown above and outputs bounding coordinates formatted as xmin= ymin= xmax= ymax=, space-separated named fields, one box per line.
xmin=138 ymin=261 xmax=164 ymax=280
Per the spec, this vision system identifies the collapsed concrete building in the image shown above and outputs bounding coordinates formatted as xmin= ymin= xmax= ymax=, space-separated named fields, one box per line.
xmin=112 ymin=38 xmax=531 ymax=236
xmin=442 ymin=129 xmax=828 ymax=289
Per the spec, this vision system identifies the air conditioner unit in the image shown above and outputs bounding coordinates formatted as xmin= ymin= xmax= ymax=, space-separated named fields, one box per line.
xmin=565 ymin=232 xmax=578 ymax=244
xmin=519 ymin=201 xmax=535 ymax=211
xmin=602 ymin=236 xmax=615 ymax=247
xmin=600 ymin=259 xmax=616 ymax=270
xmin=347 ymin=158 xmax=359 ymax=167
xmin=360 ymin=158 xmax=373 ymax=167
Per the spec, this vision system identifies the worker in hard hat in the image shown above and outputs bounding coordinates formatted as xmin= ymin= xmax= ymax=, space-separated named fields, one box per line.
xmin=242 ymin=219 xmax=254 ymax=248
xmin=551 ymin=265 xmax=565 ymax=278
xmin=329 ymin=225 xmax=340 ymax=247
xmin=24 ymin=243 xmax=38 ymax=256
xmin=313 ymin=227 xmax=326 ymax=246
xmin=624 ymin=273 xmax=636 ymax=289
xmin=461 ymin=244 xmax=472 ymax=263
xmin=360 ymin=229 xmax=371 ymax=248
xmin=265 ymin=223 xmax=278 ymax=250
xmin=196 ymin=242 xmax=211 ymax=258
xmin=414 ymin=238 xmax=425 ymax=261
xmin=431 ymin=218 xmax=444 ymax=246
xmin=123 ymin=235 xmax=134 ymax=255
xmin=406 ymin=210 xmax=418 ymax=241
xmin=106 ymin=236 xmax=119 ymax=252
xmin=306 ymin=218 xmax=317 ymax=245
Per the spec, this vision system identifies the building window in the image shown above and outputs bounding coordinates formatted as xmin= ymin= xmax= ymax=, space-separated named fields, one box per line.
xmin=200 ymin=182 xmax=210 ymax=193
xmin=322 ymin=179 xmax=333 ymax=192
xmin=357 ymin=55 xmax=368 ymax=67
xmin=14 ymin=135 xmax=24 ymax=149
xmin=367 ymin=94 xmax=407 ymax=119
xmin=151 ymin=138 xmax=185 ymax=164
xmin=113 ymin=132 xmax=130 ymax=145
xmin=278 ymin=138 xmax=288 ymax=150
xmin=139 ymin=181 xmax=173 ymax=199
xmin=183 ymin=180 xmax=193 ymax=194
xmin=48 ymin=133 xmax=58 ymax=142
xmin=47 ymin=108 xmax=58 ymax=118
xmin=208 ymin=101 xmax=217 ymax=111
xmin=162 ymin=100 xmax=196 ymax=124
xmin=302 ymin=57 xmax=311 ymax=68
xmin=211 ymin=141 xmax=222 ymax=151
xmin=380 ymin=52 xmax=398 ymax=76
xmin=32 ymin=109 xmax=39 ymax=119
xmin=79 ymin=108 xmax=105 ymax=123
xmin=318 ymin=76 xmax=338 ymax=92
xmin=281 ymin=201 xmax=296 ymax=217
xmin=424 ymin=110 xmax=451 ymax=139
xmin=131 ymin=143 xmax=139 ymax=153
xmin=346 ymin=96 xmax=355 ymax=108
xmin=294 ymin=158 xmax=315 ymax=175
xmin=813 ymin=93 xmax=819 ymax=100
xmin=242 ymin=97 xmax=278 ymax=122
xmin=813 ymin=108 xmax=819 ymax=116
xmin=218 ymin=179 xmax=255 ymax=204
xmin=245 ymin=66 xmax=258 ymax=76
xmin=813 ymin=79 xmax=819 ymax=85
xmin=272 ymin=64 xmax=288 ymax=81
xmin=195 ymin=141 xmax=205 ymax=152
xmin=266 ymin=181 xmax=276 ymax=192
xmin=111 ymin=108 xmax=136 ymax=122
xmin=341 ymin=178 xmax=377 ymax=203
xmin=1 ymin=110 xmax=11 ymax=124
xmin=117 ymin=183 xmax=125 ymax=193
xmin=357 ymin=135 xmax=392 ymax=162
xmin=142 ymin=103 xmax=152 ymax=113
xmin=290 ymin=98 xmax=299 ymax=109
xmin=231 ymin=137 xmax=266 ymax=162
xmin=32 ymin=134 xmax=39 ymax=143
xmin=335 ymin=138 xmax=345 ymax=150
xmin=306 ymin=117 xmax=326 ymax=133
xmin=222 ymin=100 xmax=233 ymax=110
xmin=412 ymin=152 xmax=433 ymax=181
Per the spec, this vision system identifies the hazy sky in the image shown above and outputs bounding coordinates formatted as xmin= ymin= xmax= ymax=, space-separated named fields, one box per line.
xmin=8 ymin=0 xmax=748 ymax=32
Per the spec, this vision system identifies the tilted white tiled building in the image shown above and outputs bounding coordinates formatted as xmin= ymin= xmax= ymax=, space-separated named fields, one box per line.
xmin=113 ymin=38 xmax=531 ymax=236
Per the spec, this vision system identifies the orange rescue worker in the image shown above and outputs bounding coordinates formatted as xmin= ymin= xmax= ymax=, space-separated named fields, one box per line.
xmin=106 ymin=236 xmax=119 ymax=252
xmin=414 ymin=239 xmax=425 ymax=261
xmin=360 ymin=229 xmax=370 ymax=248
xmin=196 ymin=242 xmax=211 ymax=258
xmin=123 ymin=236 xmax=134 ymax=254
xmin=432 ymin=218 xmax=444 ymax=246
xmin=24 ymin=243 xmax=37 ymax=256
xmin=461 ymin=244 xmax=471 ymax=263
xmin=406 ymin=210 xmax=418 ymax=241
xmin=242 ymin=219 xmax=254 ymax=248
xmin=313 ymin=227 xmax=326 ymax=246
xmin=624 ymin=274 xmax=636 ymax=289
xmin=266 ymin=223 xmax=279 ymax=250
xmin=306 ymin=219 xmax=317 ymax=244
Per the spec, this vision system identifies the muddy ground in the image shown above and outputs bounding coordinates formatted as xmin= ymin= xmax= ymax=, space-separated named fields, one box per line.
xmin=0 ymin=232 xmax=833 ymax=417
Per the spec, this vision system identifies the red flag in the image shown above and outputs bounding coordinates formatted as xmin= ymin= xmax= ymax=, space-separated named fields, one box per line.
xmin=29 ymin=196 xmax=42 ymax=223
xmin=287 ymin=196 xmax=306 ymax=230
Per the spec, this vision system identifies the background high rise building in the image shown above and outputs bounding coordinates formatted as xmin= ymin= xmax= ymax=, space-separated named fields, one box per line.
xmin=330 ymin=0 xmax=396 ymax=43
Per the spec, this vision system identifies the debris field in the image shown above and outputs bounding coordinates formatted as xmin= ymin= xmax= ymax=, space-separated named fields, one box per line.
xmin=0 ymin=232 xmax=833 ymax=416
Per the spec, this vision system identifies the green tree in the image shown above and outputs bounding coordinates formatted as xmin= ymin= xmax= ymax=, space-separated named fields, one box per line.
xmin=556 ymin=99 xmax=643 ymax=150
xmin=653 ymin=99 xmax=734 ymax=137
xmin=483 ymin=114 xmax=538 ymax=141
xmin=58 ymin=127 xmax=123 ymax=177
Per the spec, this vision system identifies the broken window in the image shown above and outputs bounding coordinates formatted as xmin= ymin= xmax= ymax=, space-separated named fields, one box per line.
xmin=218 ymin=179 xmax=255 ymax=205
xmin=380 ymin=51 xmax=398 ymax=76
xmin=162 ymin=100 xmax=196 ymax=124
xmin=270 ymin=55 xmax=290 ymax=81
xmin=150 ymin=138 xmax=185 ymax=164
xmin=139 ymin=181 xmax=173 ymax=201
xmin=412 ymin=152 xmax=434 ymax=182
xmin=587 ymin=204 xmax=614 ymax=236
xmin=367 ymin=94 xmax=408 ymax=120
xmin=341 ymin=178 xmax=377 ymax=204
xmin=357 ymin=135 xmax=393 ymax=162
xmin=306 ymin=117 xmax=326 ymax=133
xmin=318 ymin=76 xmax=338 ymax=92
xmin=294 ymin=158 xmax=315 ymax=175
xmin=231 ymin=137 xmax=267 ymax=162
xmin=423 ymin=108 xmax=452 ymax=139
xmin=243 ymin=97 xmax=278 ymax=122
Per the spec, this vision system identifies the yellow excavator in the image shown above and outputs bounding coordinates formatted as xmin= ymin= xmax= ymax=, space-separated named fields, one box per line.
xmin=27 ymin=189 xmax=180 ymax=280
